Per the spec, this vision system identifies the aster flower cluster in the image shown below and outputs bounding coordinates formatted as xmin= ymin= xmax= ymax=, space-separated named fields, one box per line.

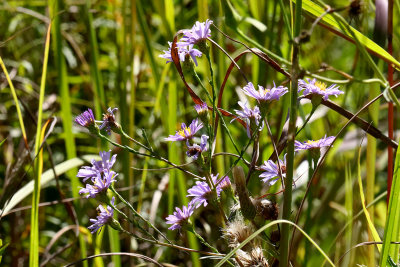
xmin=159 ymin=20 xmax=213 ymax=66
xmin=165 ymin=117 xmax=210 ymax=161
xmin=75 ymin=107 xmax=119 ymax=135
xmin=166 ymin=174 xmax=231 ymax=231
xmin=88 ymin=197 xmax=115 ymax=234
xmin=234 ymin=101 xmax=264 ymax=138
xmin=71 ymin=18 xmax=347 ymax=264
xmin=76 ymin=150 xmax=119 ymax=233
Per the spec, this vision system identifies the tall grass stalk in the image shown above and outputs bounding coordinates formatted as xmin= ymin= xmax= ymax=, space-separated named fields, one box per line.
xmin=84 ymin=0 xmax=105 ymax=117
xmin=29 ymin=23 xmax=51 ymax=267
xmin=366 ymin=84 xmax=380 ymax=266
xmin=48 ymin=1 xmax=88 ymax=265
xmin=280 ymin=0 xmax=301 ymax=265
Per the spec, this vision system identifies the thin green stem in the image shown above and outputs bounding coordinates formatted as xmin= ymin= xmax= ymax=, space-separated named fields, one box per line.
xmin=110 ymin=185 xmax=172 ymax=244
xmin=189 ymin=225 xmax=219 ymax=253
xmin=107 ymin=198 xmax=157 ymax=241
xmin=118 ymin=228 xmax=224 ymax=257
xmin=280 ymin=0 xmax=302 ymax=265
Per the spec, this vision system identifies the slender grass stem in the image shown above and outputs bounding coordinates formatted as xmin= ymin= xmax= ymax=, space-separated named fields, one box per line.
xmin=280 ymin=0 xmax=302 ymax=265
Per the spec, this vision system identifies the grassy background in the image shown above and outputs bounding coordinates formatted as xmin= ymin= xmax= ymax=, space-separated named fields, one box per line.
xmin=0 ymin=0 xmax=399 ymax=266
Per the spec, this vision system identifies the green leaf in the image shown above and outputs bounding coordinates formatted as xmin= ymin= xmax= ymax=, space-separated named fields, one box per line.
xmin=380 ymin=136 xmax=400 ymax=266
xmin=0 ymin=241 xmax=9 ymax=263
xmin=296 ymin=0 xmax=400 ymax=70
xmin=0 ymin=139 xmax=5 ymax=148
xmin=357 ymin=144 xmax=382 ymax=251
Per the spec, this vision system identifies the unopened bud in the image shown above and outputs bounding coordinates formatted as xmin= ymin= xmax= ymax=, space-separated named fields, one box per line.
xmin=233 ymin=166 xmax=256 ymax=220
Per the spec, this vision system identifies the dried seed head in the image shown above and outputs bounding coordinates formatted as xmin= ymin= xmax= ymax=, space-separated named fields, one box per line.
xmin=236 ymin=247 xmax=269 ymax=267
xmin=223 ymin=217 xmax=255 ymax=249
xmin=270 ymin=230 xmax=280 ymax=244
xmin=253 ymin=199 xmax=279 ymax=221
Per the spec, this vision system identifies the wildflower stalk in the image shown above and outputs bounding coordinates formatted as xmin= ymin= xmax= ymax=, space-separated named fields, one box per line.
xmin=203 ymin=171 xmax=228 ymax=224
xmin=296 ymin=104 xmax=318 ymax=135
xmin=119 ymin=128 xmax=152 ymax=152
xmin=188 ymin=224 xmax=220 ymax=253
xmin=107 ymin=198 xmax=157 ymax=242
xmin=192 ymin=69 xmax=241 ymax=155
xmin=98 ymin=133 xmax=201 ymax=178
xmin=280 ymin=0 xmax=302 ymax=265
xmin=204 ymin=48 xmax=218 ymax=155
xmin=109 ymin=185 xmax=172 ymax=244
xmin=118 ymin=228 xmax=224 ymax=257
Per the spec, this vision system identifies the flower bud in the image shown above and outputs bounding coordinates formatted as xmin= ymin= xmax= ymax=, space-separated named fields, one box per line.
xmin=233 ymin=166 xmax=256 ymax=220
xmin=197 ymin=39 xmax=209 ymax=55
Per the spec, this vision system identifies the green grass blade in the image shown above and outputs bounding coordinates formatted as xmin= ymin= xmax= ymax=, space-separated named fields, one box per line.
xmin=0 ymin=57 xmax=28 ymax=148
xmin=49 ymin=1 xmax=88 ymax=265
xmin=136 ymin=0 xmax=160 ymax=82
xmin=1 ymin=155 xmax=100 ymax=216
xmin=357 ymin=144 xmax=382 ymax=252
xmin=380 ymin=138 xmax=400 ymax=266
xmin=343 ymin=162 xmax=353 ymax=266
xmin=29 ymin=23 xmax=51 ymax=267
xmin=296 ymin=0 xmax=400 ymax=70
xmin=84 ymin=0 xmax=105 ymax=117
xmin=366 ymin=84 xmax=380 ymax=265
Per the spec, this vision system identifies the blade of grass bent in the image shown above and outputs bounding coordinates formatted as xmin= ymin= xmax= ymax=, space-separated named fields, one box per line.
xmin=296 ymin=0 xmax=400 ymax=70
xmin=366 ymin=83 xmax=380 ymax=265
xmin=29 ymin=23 xmax=51 ymax=267
xmin=357 ymin=144 xmax=382 ymax=252
xmin=0 ymin=57 xmax=28 ymax=148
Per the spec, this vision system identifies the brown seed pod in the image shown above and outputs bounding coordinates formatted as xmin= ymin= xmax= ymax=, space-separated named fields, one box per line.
xmin=253 ymin=198 xmax=279 ymax=221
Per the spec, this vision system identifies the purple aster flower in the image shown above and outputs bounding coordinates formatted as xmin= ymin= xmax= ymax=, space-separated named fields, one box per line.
xmin=294 ymin=135 xmax=335 ymax=151
xmin=194 ymin=102 xmax=208 ymax=115
xmin=165 ymin=204 xmax=195 ymax=231
xmin=77 ymin=150 xmax=117 ymax=182
xmin=260 ymin=155 xmax=286 ymax=186
xmin=75 ymin=108 xmax=95 ymax=127
xmin=88 ymin=197 xmax=115 ymax=234
xmin=186 ymin=134 xmax=208 ymax=160
xmin=242 ymin=82 xmax=288 ymax=103
xmin=217 ymin=175 xmax=231 ymax=190
xmin=179 ymin=20 xmax=213 ymax=46
xmin=159 ymin=42 xmax=202 ymax=66
xmin=298 ymin=78 xmax=343 ymax=101
xmin=79 ymin=170 xmax=118 ymax=198
xmin=99 ymin=107 xmax=118 ymax=135
xmin=234 ymin=101 xmax=264 ymax=137
xmin=165 ymin=119 xmax=203 ymax=142
xmin=187 ymin=174 xmax=222 ymax=208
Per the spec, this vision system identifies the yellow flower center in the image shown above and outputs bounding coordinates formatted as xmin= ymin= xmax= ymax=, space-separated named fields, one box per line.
xmin=315 ymin=81 xmax=327 ymax=91
xmin=306 ymin=140 xmax=318 ymax=145
xmin=178 ymin=127 xmax=191 ymax=137
xmin=262 ymin=89 xmax=270 ymax=96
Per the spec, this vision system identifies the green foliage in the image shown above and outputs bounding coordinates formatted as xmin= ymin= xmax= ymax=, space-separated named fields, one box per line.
xmin=0 ymin=0 xmax=399 ymax=266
